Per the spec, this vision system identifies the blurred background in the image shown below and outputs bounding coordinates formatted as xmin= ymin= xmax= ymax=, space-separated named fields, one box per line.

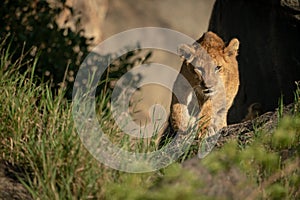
xmin=103 ymin=0 xmax=215 ymax=125
xmin=56 ymin=0 xmax=216 ymax=126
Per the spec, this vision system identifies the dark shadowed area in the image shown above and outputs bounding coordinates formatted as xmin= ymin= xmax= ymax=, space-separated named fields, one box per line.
xmin=209 ymin=0 xmax=300 ymax=123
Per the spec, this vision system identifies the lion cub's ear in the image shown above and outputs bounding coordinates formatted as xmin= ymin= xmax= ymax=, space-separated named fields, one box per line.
xmin=224 ymin=38 xmax=239 ymax=57
xmin=178 ymin=44 xmax=196 ymax=63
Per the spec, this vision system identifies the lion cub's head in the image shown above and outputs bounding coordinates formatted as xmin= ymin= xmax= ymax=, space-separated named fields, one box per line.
xmin=178 ymin=32 xmax=239 ymax=97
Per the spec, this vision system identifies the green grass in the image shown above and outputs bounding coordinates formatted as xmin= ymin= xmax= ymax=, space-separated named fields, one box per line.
xmin=0 ymin=38 xmax=299 ymax=200
xmin=0 ymin=39 xmax=158 ymax=199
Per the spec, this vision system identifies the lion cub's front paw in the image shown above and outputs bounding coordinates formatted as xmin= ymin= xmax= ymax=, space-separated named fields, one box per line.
xmin=178 ymin=116 xmax=197 ymax=132
xmin=197 ymin=124 xmax=217 ymax=139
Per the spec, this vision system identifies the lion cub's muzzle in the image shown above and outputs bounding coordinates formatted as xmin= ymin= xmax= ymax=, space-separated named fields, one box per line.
xmin=203 ymin=86 xmax=216 ymax=97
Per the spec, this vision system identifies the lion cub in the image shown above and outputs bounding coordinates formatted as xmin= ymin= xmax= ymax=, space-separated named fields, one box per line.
xmin=169 ymin=31 xmax=240 ymax=139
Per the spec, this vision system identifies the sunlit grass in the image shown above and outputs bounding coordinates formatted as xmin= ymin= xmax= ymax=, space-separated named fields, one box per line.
xmin=0 ymin=39 xmax=159 ymax=199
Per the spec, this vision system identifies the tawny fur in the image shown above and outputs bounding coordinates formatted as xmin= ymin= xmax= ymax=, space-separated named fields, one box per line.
xmin=170 ymin=31 xmax=240 ymax=138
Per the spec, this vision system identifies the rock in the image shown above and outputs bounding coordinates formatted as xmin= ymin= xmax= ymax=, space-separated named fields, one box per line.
xmin=216 ymin=103 xmax=295 ymax=148
xmin=51 ymin=0 xmax=109 ymax=46
xmin=180 ymin=103 xmax=297 ymax=199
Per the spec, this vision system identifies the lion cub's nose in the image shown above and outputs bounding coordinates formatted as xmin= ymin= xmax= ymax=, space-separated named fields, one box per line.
xmin=203 ymin=86 xmax=215 ymax=96
xmin=203 ymin=88 xmax=214 ymax=94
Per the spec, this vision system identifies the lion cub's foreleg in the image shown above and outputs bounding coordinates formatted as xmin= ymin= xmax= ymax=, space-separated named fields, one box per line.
xmin=170 ymin=91 xmax=196 ymax=132
xmin=197 ymin=99 xmax=213 ymax=138
xmin=198 ymin=88 xmax=228 ymax=138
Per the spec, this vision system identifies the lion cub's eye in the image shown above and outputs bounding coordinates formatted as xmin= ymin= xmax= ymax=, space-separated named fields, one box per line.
xmin=215 ymin=65 xmax=222 ymax=72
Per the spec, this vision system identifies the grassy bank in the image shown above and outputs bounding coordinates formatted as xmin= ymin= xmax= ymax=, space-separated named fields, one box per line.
xmin=0 ymin=40 xmax=299 ymax=199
